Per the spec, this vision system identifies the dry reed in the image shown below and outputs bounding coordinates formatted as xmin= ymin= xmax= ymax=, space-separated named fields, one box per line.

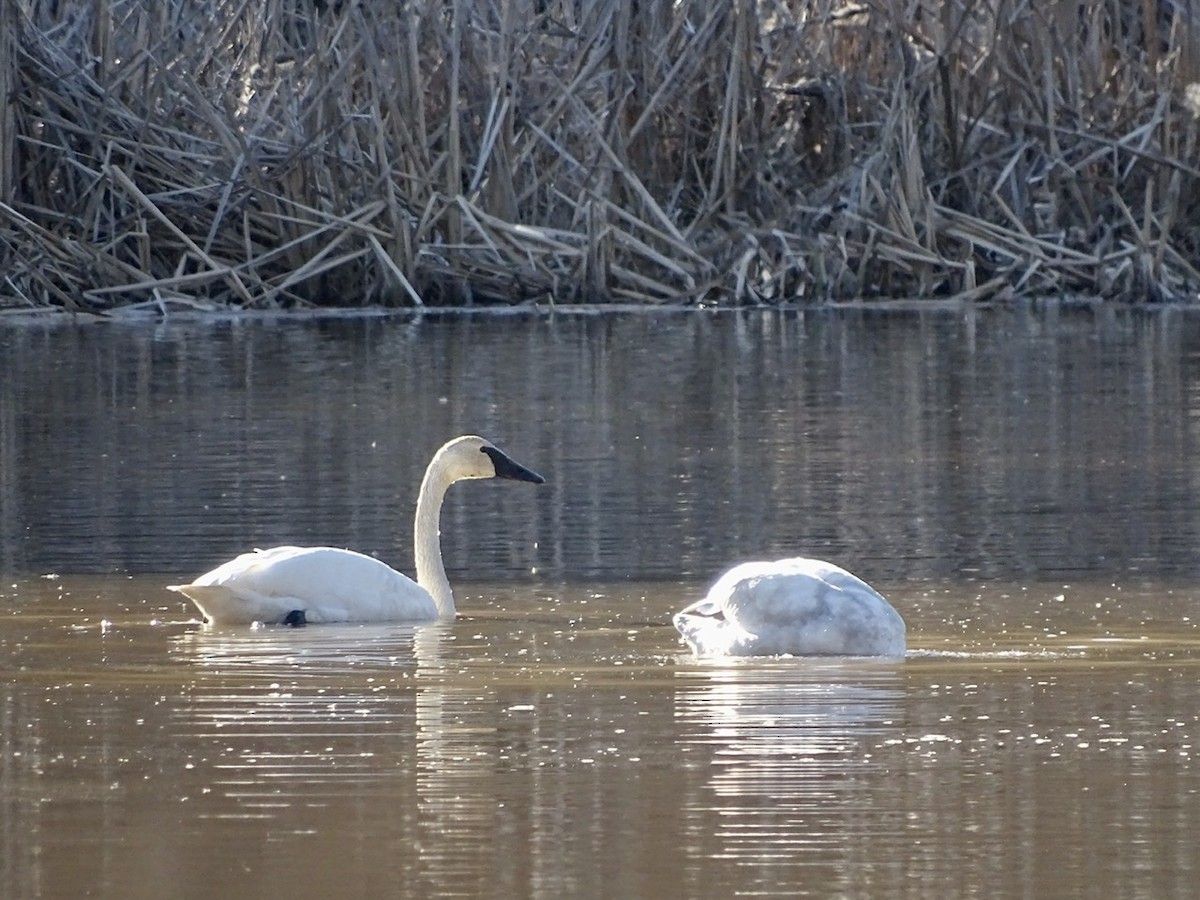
xmin=1 ymin=0 xmax=1198 ymax=311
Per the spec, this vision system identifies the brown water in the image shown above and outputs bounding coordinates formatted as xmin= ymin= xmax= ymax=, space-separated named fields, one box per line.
xmin=3 ymin=305 xmax=1200 ymax=898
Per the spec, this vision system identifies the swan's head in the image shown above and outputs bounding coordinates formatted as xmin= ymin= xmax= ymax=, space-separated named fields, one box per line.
xmin=437 ymin=435 xmax=546 ymax=485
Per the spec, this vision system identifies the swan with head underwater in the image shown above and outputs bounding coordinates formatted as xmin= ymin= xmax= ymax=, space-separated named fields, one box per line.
xmin=674 ymin=557 xmax=906 ymax=657
xmin=168 ymin=435 xmax=545 ymax=625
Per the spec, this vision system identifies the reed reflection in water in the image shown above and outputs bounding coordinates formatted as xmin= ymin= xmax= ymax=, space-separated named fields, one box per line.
xmin=3 ymin=305 xmax=1200 ymax=584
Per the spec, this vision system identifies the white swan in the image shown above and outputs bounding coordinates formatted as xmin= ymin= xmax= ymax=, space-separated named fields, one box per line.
xmin=674 ymin=558 xmax=906 ymax=657
xmin=168 ymin=435 xmax=544 ymax=625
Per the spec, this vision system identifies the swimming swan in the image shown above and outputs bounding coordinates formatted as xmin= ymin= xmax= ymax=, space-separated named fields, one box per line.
xmin=168 ymin=435 xmax=544 ymax=625
xmin=674 ymin=558 xmax=906 ymax=657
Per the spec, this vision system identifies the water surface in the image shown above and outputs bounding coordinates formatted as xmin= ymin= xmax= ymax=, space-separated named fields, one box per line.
xmin=3 ymin=305 xmax=1200 ymax=898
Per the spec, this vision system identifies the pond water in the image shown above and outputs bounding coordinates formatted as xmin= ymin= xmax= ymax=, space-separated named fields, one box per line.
xmin=3 ymin=304 xmax=1200 ymax=898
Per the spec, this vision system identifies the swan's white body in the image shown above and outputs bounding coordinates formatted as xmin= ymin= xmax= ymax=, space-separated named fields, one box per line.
xmin=168 ymin=435 xmax=544 ymax=625
xmin=674 ymin=558 xmax=906 ymax=657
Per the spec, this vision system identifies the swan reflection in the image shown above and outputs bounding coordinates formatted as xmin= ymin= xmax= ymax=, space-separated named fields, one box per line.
xmin=168 ymin=617 xmax=539 ymax=894
xmin=176 ymin=620 xmax=429 ymax=675
xmin=168 ymin=623 xmax=445 ymax=823
xmin=674 ymin=659 xmax=905 ymax=895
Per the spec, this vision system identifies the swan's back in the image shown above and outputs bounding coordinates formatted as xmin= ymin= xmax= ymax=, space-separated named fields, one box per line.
xmin=169 ymin=546 xmax=436 ymax=625
xmin=675 ymin=558 xmax=906 ymax=657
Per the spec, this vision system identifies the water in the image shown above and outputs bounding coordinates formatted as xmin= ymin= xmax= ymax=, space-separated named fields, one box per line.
xmin=3 ymin=304 xmax=1200 ymax=898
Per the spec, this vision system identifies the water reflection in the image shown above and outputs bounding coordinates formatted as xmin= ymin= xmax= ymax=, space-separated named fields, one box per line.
xmin=673 ymin=660 xmax=905 ymax=897
xmin=6 ymin=575 xmax=1200 ymax=898
xmin=160 ymin=622 xmax=434 ymax=893
xmin=162 ymin=601 xmax=680 ymax=898
xmin=7 ymin=306 xmax=1200 ymax=898
xmin=410 ymin=624 xmax=498 ymax=894
xmin=4 ymin=305 xmax=1200 ymax=583
xmin=171 ymin=623 xmax=429 ymax=817
xmin=400 ymin=610 xmax=683 ymax=898
xmin=178 ymin=620 xmax=429 ymax=675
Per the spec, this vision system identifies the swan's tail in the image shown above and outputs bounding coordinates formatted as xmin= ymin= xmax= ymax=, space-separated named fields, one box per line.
xmin=168 ymin=583 xmax=244 ymax=624
xmin=168 ymin=582 xmax=311 ymax=625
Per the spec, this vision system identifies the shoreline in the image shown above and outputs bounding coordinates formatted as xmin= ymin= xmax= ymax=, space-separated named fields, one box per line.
xmin=3 ymin=295 xmax=1197 ymax=328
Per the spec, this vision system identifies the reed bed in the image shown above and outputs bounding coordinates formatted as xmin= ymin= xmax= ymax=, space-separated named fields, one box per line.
xmin=1 ymin=0 xmax=1198 ymax=310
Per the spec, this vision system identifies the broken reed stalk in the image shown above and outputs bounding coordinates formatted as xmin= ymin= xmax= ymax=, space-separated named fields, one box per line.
xmin=1 ymin=0 xmax=1199 ymax=311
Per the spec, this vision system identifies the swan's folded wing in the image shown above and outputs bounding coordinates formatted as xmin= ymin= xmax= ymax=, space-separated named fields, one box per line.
xmin=173 ymin=546 xmax=436 ymax=624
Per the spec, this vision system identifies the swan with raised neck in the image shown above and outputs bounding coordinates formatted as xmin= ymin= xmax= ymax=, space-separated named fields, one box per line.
xmin=168 ymin=435 xmax=544 ymax=625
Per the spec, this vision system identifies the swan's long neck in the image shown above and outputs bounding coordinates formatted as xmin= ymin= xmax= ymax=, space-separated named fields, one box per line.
xmin=413 ymin=461 xmax=456 ymax=618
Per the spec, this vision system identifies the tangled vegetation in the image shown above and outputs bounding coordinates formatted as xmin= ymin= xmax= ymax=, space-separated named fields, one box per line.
xmin=1 ymin=0 xmax=1199 ymax=311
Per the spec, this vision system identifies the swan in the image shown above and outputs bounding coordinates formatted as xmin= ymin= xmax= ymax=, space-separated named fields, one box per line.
xmin=674 ymin=557 xmax=906 ymax=657
xmin=168 ymin=435 xmax=544 ymax=625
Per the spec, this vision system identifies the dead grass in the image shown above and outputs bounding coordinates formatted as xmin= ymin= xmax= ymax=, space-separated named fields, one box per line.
xmin=1 ymin=0 xmax=1198 ymax=310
